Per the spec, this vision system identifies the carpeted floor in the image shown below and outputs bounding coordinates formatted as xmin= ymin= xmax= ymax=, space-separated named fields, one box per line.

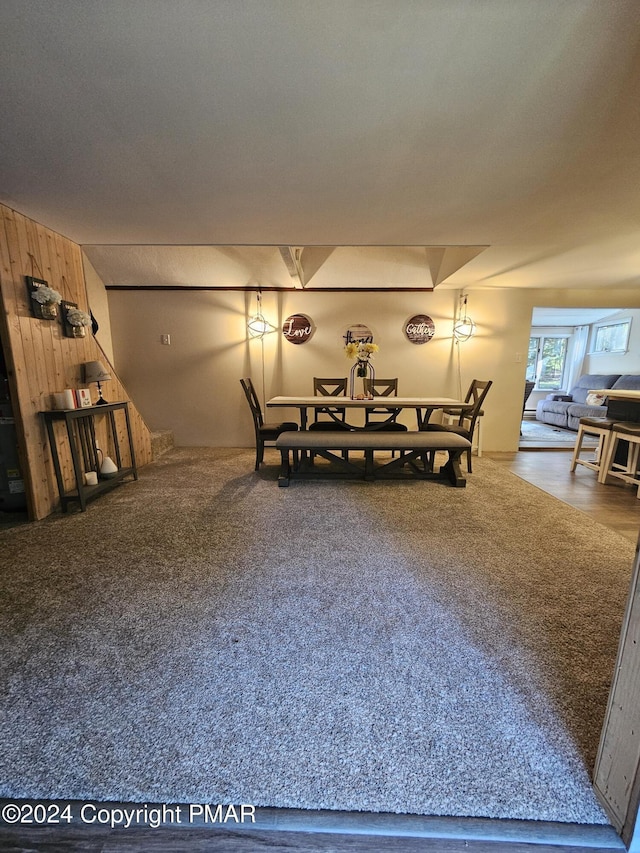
xmin=0 ymin=448 xmax=635 ymax=824
xmin=0 ymin=509 xmax=28 ymax=530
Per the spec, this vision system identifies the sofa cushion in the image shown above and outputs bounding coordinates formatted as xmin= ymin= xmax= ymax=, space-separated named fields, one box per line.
xmin=543 ymin=399 xmax=573 ymax=415
xmin=541 ymin=410 xmax=570 ymax=429
xmin=536 ymin=397 xmax=570 ymax=427
xmin=611 ymin=374 xmax=640 ymax=392
xmin=568 ymin=402 xmax=607 ymax=421
xmin=569 ymin=374 xmax=621 ymax=404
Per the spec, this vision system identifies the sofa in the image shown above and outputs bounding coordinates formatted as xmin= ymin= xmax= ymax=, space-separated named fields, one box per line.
xmin=536 ymin=374 xmax=640 ymax=431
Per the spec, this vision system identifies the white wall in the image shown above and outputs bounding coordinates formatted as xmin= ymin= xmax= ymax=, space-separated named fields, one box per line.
xmin=108 ymin=288 xmax=466 ymax=447
xmin=83 ymin=254 xmax=115 ymax=364
xmin=106 ymin=285 xmax=640 ymax=452
xmin=583 ymin=308 xmax=640 ymax=375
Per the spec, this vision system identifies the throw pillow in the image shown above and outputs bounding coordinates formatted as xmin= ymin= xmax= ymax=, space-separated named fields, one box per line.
xmin=586 ymin=392 xmax=606 ymax=406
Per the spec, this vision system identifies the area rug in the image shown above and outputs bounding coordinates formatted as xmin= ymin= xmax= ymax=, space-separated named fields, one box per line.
xmin=520 ymin=420 xmax=596 ymax=446
xmin=0 ymin=448 xmax=635 ymax=824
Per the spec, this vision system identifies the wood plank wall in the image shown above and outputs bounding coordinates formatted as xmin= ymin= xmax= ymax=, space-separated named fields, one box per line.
xmin=0 ymin=203 xmax=153 ymax=519
xmin=593 ymin=542 xmax=640 ymax=845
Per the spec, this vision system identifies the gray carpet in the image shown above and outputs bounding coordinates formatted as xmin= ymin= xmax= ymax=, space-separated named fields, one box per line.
xmin=0 ymin=448 xmax=635 ymax=823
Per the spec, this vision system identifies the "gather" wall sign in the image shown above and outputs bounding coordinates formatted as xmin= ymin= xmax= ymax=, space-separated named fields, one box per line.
xmin=404 ymin=314 xmax=435 ymax=344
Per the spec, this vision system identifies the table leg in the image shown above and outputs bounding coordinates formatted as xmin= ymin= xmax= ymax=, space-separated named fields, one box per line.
xmin=66 ymin=420 xmax=87 ymax=511
xmin=415 ymin=407 xmax=436 ymax=430
xmin=45 ymin=419 xmax=66 ymax=510
xmin=439 ymin=449 xmax=467 ymax=487
xmin=278 ymin=449 xmax=291 ymax=487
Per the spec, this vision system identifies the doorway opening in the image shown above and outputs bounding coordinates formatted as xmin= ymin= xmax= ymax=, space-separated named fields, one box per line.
xmin=519 ymin=306 xmax=633 ymax=450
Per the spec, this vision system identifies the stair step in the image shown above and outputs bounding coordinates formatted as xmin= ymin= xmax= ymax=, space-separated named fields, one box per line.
xmin=151 ymin=429 xmax=174 ymax=459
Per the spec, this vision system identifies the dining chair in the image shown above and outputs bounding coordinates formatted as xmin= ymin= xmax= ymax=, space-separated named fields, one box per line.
xmin=309 ymin=378 xmax=349 ymax=431
xmin=363 ymin=378 xmax=408 ymax=436
xmin=520 ymin=379 xmax=536 ymax=435
xmin=309 ymin=377 xmax=351 ymax=461
xmin=240 ymin=378 xmax=298 ymax=470
xmin=570 ymin=416 xmax=618 ymax=480
xmin=599 ymin=421 xmax=640 ymax=495
xmin=422 ymin=379 xmax=492 ymax=473
xmin=440 ymin=378 xmax=492 ymax=457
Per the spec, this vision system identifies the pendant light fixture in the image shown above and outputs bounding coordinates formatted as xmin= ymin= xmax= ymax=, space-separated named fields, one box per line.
xmin=453 ymin=294 xmax=476 ymax=342
xmin=247 ymin=290 xmax=269 ymax=339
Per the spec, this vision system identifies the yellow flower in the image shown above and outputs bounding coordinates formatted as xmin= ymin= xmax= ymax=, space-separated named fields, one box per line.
xmin=345 ymin=341 xmax=379 ymax=359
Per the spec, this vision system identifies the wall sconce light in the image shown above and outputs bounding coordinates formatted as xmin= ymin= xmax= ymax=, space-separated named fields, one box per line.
xmin=453 ymin=294 xmax=476 ymax=342
xmin=83 ymin=360 xmax=112 ymax=404
xmin=247 ymin=291 xmax=269 ymax=339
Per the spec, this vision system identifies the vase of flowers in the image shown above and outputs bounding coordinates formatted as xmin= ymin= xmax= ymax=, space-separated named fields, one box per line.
xmin=30 ymin=284 xmax=62 ymax=319
xmin=65 ymin=307 xmax=92 ymax=338
xmin=345 ymin=340 xmax=379 ymax=398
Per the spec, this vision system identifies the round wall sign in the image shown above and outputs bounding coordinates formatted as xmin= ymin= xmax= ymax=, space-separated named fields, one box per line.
xmin=404 ymin=314 xmax=435 ymax=344
xmin=282 ymin=313 xmax=314 ymax=344
xmin=342 ymin=323 xmax=374 ymax=346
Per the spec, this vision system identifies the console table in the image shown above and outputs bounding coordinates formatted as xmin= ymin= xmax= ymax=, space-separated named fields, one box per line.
xmin=41 ymin=402 xmax=138 ymax=512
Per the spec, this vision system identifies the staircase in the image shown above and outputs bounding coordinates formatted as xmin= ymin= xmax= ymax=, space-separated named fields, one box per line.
xmin=150 ymin=429 xmax=174 ymax=459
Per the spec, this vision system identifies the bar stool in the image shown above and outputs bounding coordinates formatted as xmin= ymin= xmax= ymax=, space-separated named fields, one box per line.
xmin=570 ymin=416 xmax=617 ymax=478
xmin=600 ymin=421 xmax=640 ymax=496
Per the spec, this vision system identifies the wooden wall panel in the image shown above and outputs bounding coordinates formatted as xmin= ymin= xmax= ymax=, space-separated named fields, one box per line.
xmin=594 ymin=542 xmax=640 ymax=845
xmin=0 ymin=203 xmax=152 ymax=519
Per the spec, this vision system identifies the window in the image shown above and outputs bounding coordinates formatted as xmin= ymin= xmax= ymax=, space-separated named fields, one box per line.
xmin=526 ymin=335 xmax=569 ymax=390
xmin=592 ymin=319 xmax=631 ymax=354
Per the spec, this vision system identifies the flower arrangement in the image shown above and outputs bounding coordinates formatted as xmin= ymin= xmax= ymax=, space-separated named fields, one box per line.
xmin=63 ymin=306 xmax=92 ymax=337
xmin=31 ymin=285 xmax=62 ymax=306
xmin=345 ymin=340 xmax=379 ymax=376
xmin=66 ymin=308 xmax=92 ymax=327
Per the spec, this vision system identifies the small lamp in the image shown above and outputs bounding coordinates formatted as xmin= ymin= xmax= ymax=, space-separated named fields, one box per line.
xmin=247 ymin=291 xmax=269 ymax=339
xmin=453 ymin=295 xmax=476 ymax=342
xmin=83 ymin=360 xmax=112 ymax=405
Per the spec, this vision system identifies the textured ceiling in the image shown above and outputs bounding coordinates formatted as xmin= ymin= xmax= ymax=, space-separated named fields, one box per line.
xmin=1 ymin=0 xmax=640 ymax=290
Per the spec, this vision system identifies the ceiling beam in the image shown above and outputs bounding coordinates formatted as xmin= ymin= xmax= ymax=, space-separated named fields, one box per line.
xmin=424 ymin=246 xmax=489 ymax=287
xmin=278 ymin=246 xmax=306 ymax=288
xmin=104 ymin=284 xmax=436 ymax=292
xmin=298 ymin=246 xmax=336 ymax=286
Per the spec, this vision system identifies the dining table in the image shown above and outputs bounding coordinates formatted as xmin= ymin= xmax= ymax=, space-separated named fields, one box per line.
xmin=266 ymin=395 xmax=474 ymax=431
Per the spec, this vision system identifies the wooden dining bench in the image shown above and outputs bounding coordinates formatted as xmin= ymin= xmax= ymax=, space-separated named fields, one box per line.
xmin=275 ymin=430 xmax=471 ymax=487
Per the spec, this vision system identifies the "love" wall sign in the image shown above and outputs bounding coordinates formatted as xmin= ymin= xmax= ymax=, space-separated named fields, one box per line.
xmin=282 ymin=314 xmax=314 ymax=344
